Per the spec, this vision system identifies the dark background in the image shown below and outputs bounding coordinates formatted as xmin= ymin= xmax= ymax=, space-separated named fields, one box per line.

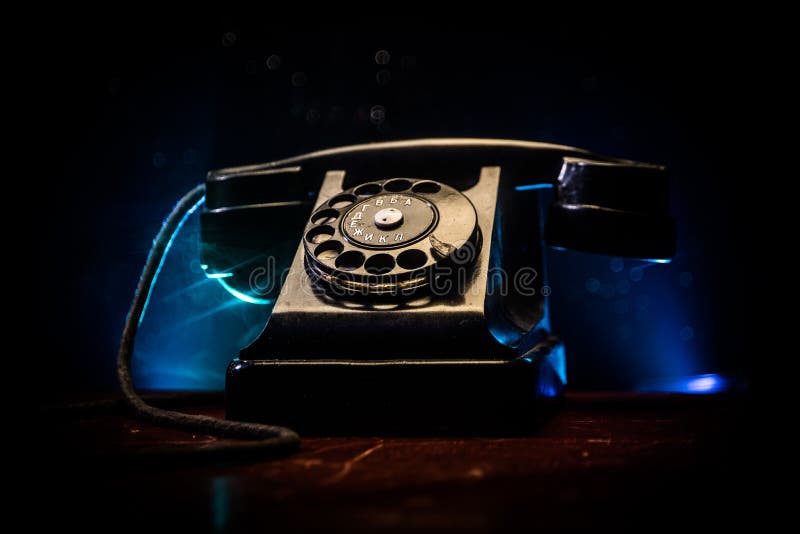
xmin=42 ymin=15 xmax=760 ymax=400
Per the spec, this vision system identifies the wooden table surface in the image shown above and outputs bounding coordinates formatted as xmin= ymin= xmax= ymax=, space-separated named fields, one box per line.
xmin=39 ymin=393 xmax=753 ymax=531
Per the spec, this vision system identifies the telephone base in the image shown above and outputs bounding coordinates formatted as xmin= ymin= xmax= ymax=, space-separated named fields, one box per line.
xmin=225 ymin=339 xmax=566 ymax=435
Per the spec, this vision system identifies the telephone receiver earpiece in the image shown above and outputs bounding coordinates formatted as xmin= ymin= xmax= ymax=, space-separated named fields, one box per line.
xmin=545 ymin=157 xmax=675 ymax=261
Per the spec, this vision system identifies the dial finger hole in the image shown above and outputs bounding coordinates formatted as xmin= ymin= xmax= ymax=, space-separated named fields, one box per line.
xmin=397 ymin=249 xmax=428 ymax=269
xmin=383 ymin=179 xmax=412 ymax=192
xmin=329 ymin=194 xmax=356 ymax=209
xmin=311 ymin=208 xmax=339 ymax=225
xmin=335 ymin=250 xmax=366 ymax=271
xmin=306 ymin=225 xmax=334 ymax=244
xmin=315 ymin=240 xmax=343 ymax=261
xmin=364 ymin=253 xmax=396 ymax=275
xmin=411 ymin=181 xmax=442 ymax=194
xmin=354 ymin=183 xmax=382 ymax=196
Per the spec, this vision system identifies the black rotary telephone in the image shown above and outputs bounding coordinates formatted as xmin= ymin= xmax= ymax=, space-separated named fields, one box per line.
xmin=193 ymin=138 xmax=675 ymax=434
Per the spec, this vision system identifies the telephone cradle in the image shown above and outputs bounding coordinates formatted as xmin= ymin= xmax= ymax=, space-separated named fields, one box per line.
xmin=200 ymin=139 xmax=675 ymax=433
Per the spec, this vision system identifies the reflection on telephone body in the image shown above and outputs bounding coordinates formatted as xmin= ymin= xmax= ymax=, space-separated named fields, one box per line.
xmin=194 ymin=138 xmax=675 ymax=433
xmin=121 ymin=139 xmax=675 ymax=444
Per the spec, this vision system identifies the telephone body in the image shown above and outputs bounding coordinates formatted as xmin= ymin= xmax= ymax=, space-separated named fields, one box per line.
xmin=200 ymin=139 xmax=674 ymax=433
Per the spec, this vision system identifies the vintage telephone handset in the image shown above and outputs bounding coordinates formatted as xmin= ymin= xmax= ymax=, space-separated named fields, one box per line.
xmin=117 ymin=139 xmax=674 ymax=455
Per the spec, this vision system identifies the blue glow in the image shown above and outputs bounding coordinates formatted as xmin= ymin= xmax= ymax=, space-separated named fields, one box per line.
xmin=521 ymin=342 xmax=566 ymax=397
xmin=540 ymin=344 xmax=566 ymax=397
xmin=217 ymin=278 xmax=274 ymax=305
xmin=174 ymin=298 xmax=244 ymax=327
xmin=139 ymin=196 xmax=205 ymax=325
xmin=641 ymin=258 xmax=672 ymax=264
xmin=547 ymin=343 xmax=567 ymax=385
xmin=686 ymin=374 xmax=724 ymax=393
xmin=515 ymin=183 xmax=554 ymax=191
xmin=132 ymin=194 xmax=275 ymax=391
xmin=204 ymin=272 xmax=234 ymax=279
xmin=638 ymin=373 xmax=730 ymax=394
xmin=200 ymin=264 xmax=234 ymax=279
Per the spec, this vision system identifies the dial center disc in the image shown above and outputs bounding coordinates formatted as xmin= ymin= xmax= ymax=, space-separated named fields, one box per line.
xmin=374 ymin=207 xmax=404 ymax=229
xmin=342 ymin=193 xmax=437 ymax=249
